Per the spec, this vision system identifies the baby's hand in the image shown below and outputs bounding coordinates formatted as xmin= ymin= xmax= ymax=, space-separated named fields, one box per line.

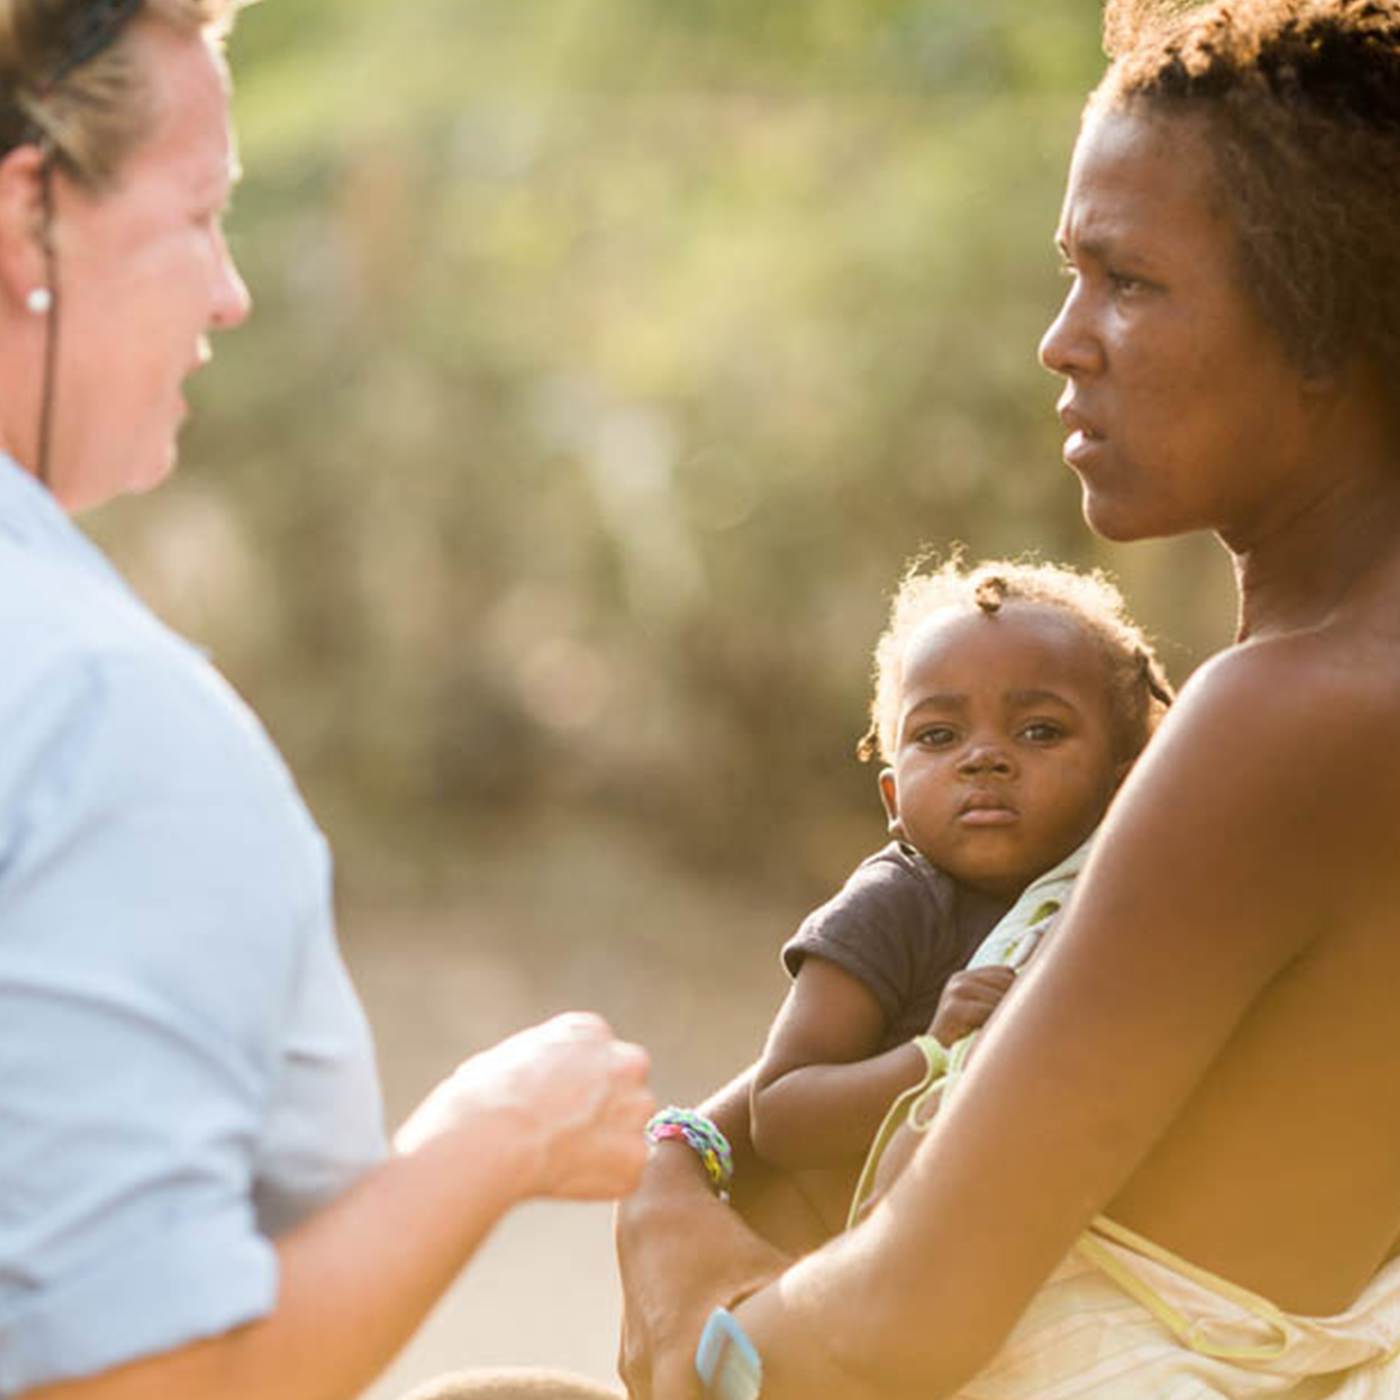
xmin=930 ymin=965 xmax=1018 ymax=1047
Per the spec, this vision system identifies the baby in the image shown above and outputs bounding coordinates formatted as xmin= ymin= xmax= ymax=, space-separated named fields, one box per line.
xmin=748 ymin=556 xmax=1173 ymax=1242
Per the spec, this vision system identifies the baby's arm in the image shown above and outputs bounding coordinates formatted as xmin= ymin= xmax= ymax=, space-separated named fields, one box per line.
xmin=750 ymin=957 xmax=931 ymax=1169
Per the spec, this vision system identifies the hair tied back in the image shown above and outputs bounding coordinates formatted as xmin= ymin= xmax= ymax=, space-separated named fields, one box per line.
xmin=973 ymin=575 xmax=1008 ymax=615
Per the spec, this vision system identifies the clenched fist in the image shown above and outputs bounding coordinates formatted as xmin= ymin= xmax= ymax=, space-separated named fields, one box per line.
xmin=396 ymin=1011 xmax=654 ymax=1201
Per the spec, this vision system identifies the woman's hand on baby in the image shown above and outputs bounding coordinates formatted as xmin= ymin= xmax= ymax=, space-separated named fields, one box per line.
xmin=930 ymin=965 xmax=1018 ymax=1047
xmin=394 ymin=1011 xmax=654 ymax=1201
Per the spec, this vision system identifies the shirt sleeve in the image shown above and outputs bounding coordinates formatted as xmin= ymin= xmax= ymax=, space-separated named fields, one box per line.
xmin=780 ymin=846 xmax=953 ymax=1026
xmin=0 ymin=647 xmax=325 ymax=1393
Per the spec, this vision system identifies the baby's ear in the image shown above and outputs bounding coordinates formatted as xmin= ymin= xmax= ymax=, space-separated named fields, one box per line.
xmin=878 ymin=768 xmax=905 ymax=838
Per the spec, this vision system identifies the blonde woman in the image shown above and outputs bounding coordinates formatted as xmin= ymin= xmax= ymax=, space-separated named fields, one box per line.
xmin=0 ymin=7 xmax=651 ymax=1399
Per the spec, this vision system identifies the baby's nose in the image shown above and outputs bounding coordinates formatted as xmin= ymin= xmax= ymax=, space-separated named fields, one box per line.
xmin=959 ymin=743 xmax=1013 ymax=775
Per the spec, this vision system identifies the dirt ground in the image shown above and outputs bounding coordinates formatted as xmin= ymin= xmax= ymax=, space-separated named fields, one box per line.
xmin=341 ymin=821 xmax=804 ymax=1399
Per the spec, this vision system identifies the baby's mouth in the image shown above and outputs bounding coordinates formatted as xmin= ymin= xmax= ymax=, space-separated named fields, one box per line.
xmin=958 ymin=794 xmax=1018 ymax=826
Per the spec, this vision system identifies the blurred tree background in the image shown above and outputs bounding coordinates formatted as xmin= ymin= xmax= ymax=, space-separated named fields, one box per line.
xmin=92 ymin=0 xmax=1236 ymax=906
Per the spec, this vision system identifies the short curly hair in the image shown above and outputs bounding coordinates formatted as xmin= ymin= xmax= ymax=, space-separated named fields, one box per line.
xmin=1090 ymin=0 xmax=1400 ymax=381
xmin=0 ymin=0 xmax=248 ymax=188
xmin=858 ymin=555 xmax=1175 ymax=768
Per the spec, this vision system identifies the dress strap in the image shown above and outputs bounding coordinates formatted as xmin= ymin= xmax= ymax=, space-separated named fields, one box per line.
xmin=1077 ymin=1216 xmax=1291 ymax=1362
xmin=845 ymin=1045 xmax=946 ymax=1232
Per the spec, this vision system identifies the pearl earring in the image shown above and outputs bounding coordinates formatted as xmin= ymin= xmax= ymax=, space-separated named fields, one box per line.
xmin=26 ymin=287 xmax=52 ymax=316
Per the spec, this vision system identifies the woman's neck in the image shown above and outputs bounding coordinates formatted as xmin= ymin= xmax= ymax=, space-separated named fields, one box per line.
xmin=1226 ymin=380 xmax=1400 ymax=643
xmin=1229 ymin=479 xmax=1400 ymax=643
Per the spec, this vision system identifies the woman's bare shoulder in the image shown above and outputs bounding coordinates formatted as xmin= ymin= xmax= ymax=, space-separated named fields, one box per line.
xmin=1170 ymin=626 xmax=1395 ymax=761
xmin=1110 ymin=628 xmax=1399 ymax=930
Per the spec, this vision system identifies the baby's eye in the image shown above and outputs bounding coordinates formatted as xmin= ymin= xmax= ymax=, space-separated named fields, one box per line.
xmin=1020 ymin=721 xmax=1065 ymax=744
xmin=913 ymin=725 xmax=958 ymax=749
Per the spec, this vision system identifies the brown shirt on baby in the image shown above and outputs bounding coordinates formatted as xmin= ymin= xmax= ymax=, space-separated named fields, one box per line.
xmin=781 ymin=842 xmax=1012 ymax=1050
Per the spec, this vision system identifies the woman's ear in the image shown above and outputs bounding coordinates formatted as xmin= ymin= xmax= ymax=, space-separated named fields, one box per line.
xmin=878 ymin=768 xmax=905 ymax=839
xmin=0 ymin=143 xmax=52 ymax=315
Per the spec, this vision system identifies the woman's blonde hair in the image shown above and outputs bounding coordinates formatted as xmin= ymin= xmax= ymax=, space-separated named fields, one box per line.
xmin=858 ymin=554 xmax=1175 ymax=768
xmin=0 ymin=0 xmax=247 ymax=187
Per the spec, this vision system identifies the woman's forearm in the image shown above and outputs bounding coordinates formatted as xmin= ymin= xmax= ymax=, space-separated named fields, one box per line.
xmin=730 ymin=1200 xmax=989 ymax=1400
xmin=25 ymin=1121 xmax=532 ymax=1400
xmin=28 ymin=1013 xmax=651 ymax=1400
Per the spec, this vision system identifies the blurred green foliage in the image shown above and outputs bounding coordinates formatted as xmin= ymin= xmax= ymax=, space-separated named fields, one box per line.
xmin=91 ymin=0 xmax=1235 ymax=898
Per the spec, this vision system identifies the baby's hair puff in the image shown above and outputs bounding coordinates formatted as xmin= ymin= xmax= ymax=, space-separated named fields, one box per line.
xmin=857 ymin=554 xmax=1175 ymax=768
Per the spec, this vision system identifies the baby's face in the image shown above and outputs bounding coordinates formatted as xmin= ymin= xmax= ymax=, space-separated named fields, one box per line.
xmin=883 ymin=602 xmax=1122 ymax=898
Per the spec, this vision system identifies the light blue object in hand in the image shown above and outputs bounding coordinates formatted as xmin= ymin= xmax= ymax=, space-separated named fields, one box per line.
xmin=696 ymin=1306 xmax=763 ymax=1399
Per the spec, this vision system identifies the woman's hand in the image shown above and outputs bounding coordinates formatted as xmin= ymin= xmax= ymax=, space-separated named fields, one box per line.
xmin=930 ymin=965 xmax=1017 ymax=1047
xmin=617 ymin=1147 xmax=789 ymax=1400
xmin=395 ymin=1011 xmax=654 ymax=1200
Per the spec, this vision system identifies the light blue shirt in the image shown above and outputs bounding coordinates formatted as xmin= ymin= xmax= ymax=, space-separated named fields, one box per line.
xmin=0 ymin=457 xmax=386 ymax=1394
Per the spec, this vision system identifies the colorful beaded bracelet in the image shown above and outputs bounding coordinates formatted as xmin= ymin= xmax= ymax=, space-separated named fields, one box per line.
xmin=645 ymin=1106 xmax=734 ymax=1200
